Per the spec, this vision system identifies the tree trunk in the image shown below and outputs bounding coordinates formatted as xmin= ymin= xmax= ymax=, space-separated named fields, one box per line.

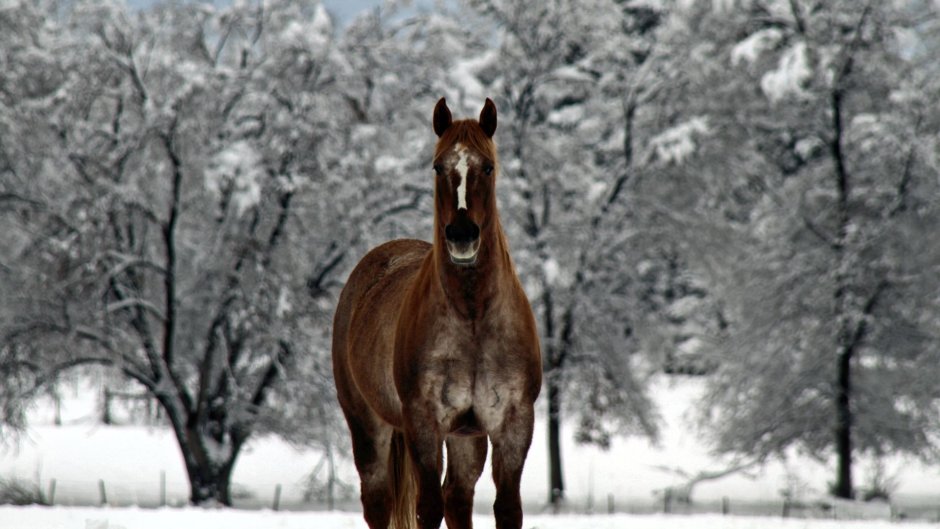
xmin=161 ymin=399 xmax=245 ymax=506
xmin=833 ymin=347 xmax=853 ymax=498
xmin=829 ymin=66 xmax=855 ymax=500
xmin=541 ymin=286 xmax=565 ymax=510
xmin=547 ymin=372 xmax=564 ymax=510
xmin=181 ymin=424 xmax=243 ymax=506
xmin=187 ymin=459 xmax=236 ymax=506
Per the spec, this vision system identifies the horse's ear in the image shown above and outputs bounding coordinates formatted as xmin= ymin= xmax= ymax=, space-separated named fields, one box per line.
xmin=433 ymin=98 xmax=452 ymax=137
xmin=479 ymin=98 xmax=497 ymax=138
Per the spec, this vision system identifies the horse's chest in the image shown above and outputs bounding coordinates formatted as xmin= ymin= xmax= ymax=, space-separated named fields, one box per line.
xmin=418 ymin=321 xmax=525 ymax=431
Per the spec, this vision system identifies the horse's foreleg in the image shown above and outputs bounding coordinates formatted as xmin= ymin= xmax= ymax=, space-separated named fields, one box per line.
xmin=443 ymin=436 xmax=488 ymax=529
xmin=490 ymin=405 xmax=535 ymax=529
xmin=405 ymin=411 xmax=445 ymax=529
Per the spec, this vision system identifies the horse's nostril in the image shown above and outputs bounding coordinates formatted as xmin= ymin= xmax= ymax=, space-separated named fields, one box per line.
xmin=445 ymin=222 xmax=480 ymax=243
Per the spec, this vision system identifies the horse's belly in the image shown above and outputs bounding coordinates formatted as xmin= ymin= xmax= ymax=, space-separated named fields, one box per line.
xmin=349 ymin=350 xmax=404 ymax=427
xmin=341 ymin=240 xmax=430 ymax=429
xmin=346 ymin=310 xmax=408 ymax=428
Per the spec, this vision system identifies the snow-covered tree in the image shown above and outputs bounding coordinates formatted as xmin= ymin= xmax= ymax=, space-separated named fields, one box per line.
xmin=0 ymin=0 xmax=353 ymax=505
xmin=649 ymin=0 xmax=940 ymax=499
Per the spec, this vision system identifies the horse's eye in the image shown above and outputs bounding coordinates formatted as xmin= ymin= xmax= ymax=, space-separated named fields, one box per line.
xmin=433 ymin=164 xmax=444 ymax=176
xmin=482 ymin=163 xmax=494 ymax=176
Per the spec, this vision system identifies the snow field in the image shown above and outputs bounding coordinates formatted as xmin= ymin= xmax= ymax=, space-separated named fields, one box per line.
xmin=2 ymin=507 xmax=939 ymax=529
xmin=4 ymin=377 xmax=940 ymax=517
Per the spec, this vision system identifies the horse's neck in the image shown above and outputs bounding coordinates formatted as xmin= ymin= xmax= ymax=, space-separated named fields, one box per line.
xmin=433 ymin=219 xmax=512 ymax=320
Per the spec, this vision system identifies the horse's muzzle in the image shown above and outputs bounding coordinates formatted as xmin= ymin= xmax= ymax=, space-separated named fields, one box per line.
xmin=445 ymin=218 xmax=481 ymax=266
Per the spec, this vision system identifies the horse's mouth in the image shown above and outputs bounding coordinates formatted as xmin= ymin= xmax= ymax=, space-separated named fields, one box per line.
xmin=446 ymin=239 xmax=480 ymax=266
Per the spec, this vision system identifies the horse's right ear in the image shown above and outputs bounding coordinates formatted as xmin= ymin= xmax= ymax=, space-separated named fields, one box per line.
xmin=479 ymin=98 xmax=497 ymax=138
xmin=433 ymin=98 xmax=452 ymax=137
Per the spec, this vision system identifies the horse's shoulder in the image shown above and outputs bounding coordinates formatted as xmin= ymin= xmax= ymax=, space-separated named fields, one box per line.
xmin=344 ymin=239 xmax=430 ymax=302
xmin=362 ymin=239 xmax=430 ymax=277
xmin=376 ymin=238 xmax=431 ymax=261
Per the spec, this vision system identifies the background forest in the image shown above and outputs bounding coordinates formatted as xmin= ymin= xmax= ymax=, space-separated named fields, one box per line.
xmin=1 ymin=0 xmax=939 ymax=510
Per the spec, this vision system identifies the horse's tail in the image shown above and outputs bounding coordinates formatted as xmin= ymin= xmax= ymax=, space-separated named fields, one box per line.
xmin=389 ymin=430 xmax=417 ymax=529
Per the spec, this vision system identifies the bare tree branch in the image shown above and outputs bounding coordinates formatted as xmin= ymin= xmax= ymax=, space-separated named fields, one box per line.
xmin=105 ymin=298 xmax=167 ymax=321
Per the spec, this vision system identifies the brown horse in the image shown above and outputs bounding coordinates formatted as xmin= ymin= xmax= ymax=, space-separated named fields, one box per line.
xmin=332 ymin=98 xmax=542 ymax=529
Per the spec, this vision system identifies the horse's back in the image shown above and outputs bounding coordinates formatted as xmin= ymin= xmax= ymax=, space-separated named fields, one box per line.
xmin=332 ymin=239 xmax=430 ymax=428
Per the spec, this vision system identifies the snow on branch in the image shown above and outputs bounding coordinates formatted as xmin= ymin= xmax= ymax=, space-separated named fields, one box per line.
xmin=761 ymin=42 xmax=812 ymax=102
xmin=731 ymin=28 xmax=784 ymax=67
xmin=205 ymin=140 xmax=264 ymax=215
xmin=647 ymin=117 xmax=709 ymax=165
xmin=654 ymin=458 xmax=761 ymax=504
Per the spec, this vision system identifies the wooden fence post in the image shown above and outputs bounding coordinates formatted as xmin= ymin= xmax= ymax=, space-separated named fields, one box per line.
xmin=98 ymin=479 xmax=108 ymax=506
xmin=327 ymin=445 xmax=336 ymax=511
xmin=272 ymin=484 xmax=282 ymax=511
xmin=102 ymin=389 xmax=112 ymax=425
xmin=160 ymin=471 xmax=166 ymax=507
xmin=47 ymin=479 xmax=56 ymax=506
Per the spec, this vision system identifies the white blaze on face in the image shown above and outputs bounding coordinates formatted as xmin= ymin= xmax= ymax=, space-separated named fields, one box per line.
xmin=442 ymin=143 xmax=482 ymax=265
xmin=454 ymin=144 xmax=470 ymax=210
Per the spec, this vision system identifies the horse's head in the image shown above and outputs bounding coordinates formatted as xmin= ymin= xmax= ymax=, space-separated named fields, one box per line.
xmin=431 ymin=98 xmax=498 ymax=267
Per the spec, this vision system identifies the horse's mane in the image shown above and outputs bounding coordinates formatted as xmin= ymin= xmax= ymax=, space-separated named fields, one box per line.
xmin=433 ymin=120 xmax=498 ymax=165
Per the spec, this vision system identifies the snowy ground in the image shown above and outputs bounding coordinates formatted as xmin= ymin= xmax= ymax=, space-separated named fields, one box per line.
xmin=2 ymin=376 xmax=940 ymax=521
xmin=3 ymin=507 xmax=940 ymax=529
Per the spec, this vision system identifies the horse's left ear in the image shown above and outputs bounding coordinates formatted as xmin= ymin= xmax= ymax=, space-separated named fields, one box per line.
xmin=479 ymin=98 xmax=497 ymax=138
xmin=433 ymin=98 xmax=452 ymax=137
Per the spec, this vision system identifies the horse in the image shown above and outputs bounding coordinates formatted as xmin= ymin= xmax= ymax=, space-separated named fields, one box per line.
xmin=332 ymin=98 xmax=542 ymax=529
